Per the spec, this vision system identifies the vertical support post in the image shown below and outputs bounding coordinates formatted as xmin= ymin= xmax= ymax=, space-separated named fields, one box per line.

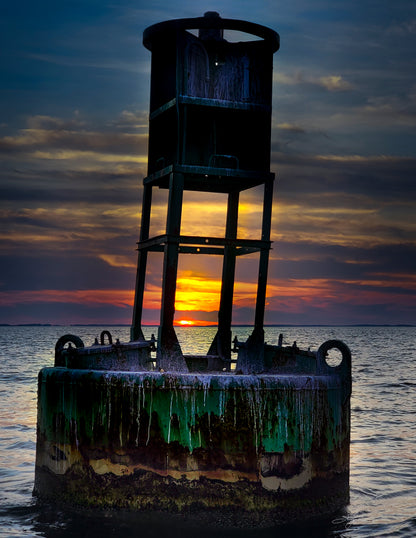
xmin=210 ymin=191 xmax=239 ymax=364
xmin=237 ymin=176 xmax=274 ymax=373
xmin=157 ymin=172 xmax=188 ymax=371
xmin=131 ymin=184 xmax=152 ymax=341
xmin=254 ymin=176 xmax=274 ymax=333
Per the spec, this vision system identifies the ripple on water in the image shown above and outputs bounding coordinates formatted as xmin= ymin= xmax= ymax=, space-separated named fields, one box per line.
xmin=0 ymin=325 xmax=416 ymax=537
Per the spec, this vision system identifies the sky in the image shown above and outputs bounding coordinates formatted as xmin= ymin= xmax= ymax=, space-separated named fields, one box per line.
xmin=0 ymin=0 xmax=415 ymax=327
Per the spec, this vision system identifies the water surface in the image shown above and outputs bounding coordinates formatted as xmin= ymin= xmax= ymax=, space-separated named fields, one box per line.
xmin=0 ymin=325 xmax=415 ymax=537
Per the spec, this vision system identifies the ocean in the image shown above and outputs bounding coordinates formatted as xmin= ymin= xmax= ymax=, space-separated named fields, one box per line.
xmin=0 ymin=325 xmax=415 ymax=537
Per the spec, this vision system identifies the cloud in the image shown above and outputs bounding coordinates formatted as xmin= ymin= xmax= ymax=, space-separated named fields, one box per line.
xmin=318 ymin=75 xmax=354 ymax=91
xmin=28 ymin=53 xmax=143 ymax=75
xmin=0 ymin=0 xmax=414 ymax=327
xmin=113 ymin=110 xmax=149 ymax=130
xmin=263 ymin=275 xmax=415 ymax=325
xmin=272 ymin=153 xmax=416 ymax=204
xmin=1 ymin=39 xmax=415 ymax=324
xmin=99 ymin=254 xmax=136 ymax=269
xmin=274 ymin=71 xmax=354 ymax=91
xmin=0 ymin=121 xmax=148 ymax=158
xmin=276 ymin=123 xmax=306 ymax=134
xmin=26 ymin=115 xmax=86 ymax=130
xmin=360 ymin=92 xmax=416 ymax=126
xmin=175 ymin=276 xmax=221 ymax=312
xmin=0 ymin=169 xmax=142 ymax=207
xmin=0 ymin=289 xmax=134 ymax=308
xmin=386 ymin=19 xmax=416 ymax=36
xmin=0 ymin=111 xmax=148 ymax=263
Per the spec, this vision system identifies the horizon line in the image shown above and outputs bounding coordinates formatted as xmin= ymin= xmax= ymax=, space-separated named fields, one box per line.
xmin=0 ymin=323 xmax=414 ymax=328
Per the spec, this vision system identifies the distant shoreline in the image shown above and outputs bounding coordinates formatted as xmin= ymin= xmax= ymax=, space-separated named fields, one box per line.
xmin=0 ymin=323 xmax=414 ymax=328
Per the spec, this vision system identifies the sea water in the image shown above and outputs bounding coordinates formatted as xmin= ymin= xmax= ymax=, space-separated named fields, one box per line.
xmin=0 ymin=325 xmax=415 ymax=537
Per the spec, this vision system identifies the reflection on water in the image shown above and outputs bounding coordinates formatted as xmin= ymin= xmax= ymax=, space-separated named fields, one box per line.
xmin=3 ymin=505 xmax=348 ymax=538
xmin=1 ymin=325 xmax=416 ymax=537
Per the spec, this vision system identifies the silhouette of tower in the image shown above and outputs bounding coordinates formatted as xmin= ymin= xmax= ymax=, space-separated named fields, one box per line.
xmin=131 ymin=12 xmax=280 ymax=372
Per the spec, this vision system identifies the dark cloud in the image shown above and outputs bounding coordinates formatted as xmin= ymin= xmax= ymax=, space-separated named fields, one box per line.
xmin=0 ymin=122 xmax=148 ymax=156
xmin=25 ymin=115 xmax=87 ymax=131
xmin=0 ymin=1 xmax=415 ymax=325
xmin=264 ymin=300 xmax=412 ymax=326
xmin=0 ymin=254 xmax=136 ymax=292
xmin=0 ymin=167 xmax=143 ymax=204
xmin=274 ymin=240 xmax=416 ymax=267
xmin=0 ymin=302 xmax=133 ymax=327
xmin=273 ymin=154 xmax=416 ymax=203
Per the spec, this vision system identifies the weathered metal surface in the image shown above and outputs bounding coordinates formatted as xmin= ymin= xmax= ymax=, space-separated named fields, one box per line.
xmin=55 ymin=332 xmax=155 ymax=371
xmin=34 ymin=12 xmax=352 ymax=527
xmin=143 ymin=13 xmax=280 ymax=53
xmin=34 ymin=343 xmax=350 ymax=526
xmin=132 ymin=12 xmax=279 ymax=357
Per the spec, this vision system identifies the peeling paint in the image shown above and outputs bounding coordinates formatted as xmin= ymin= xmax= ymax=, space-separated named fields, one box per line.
xmin=35 ymin=365 xmax=350 ymax=524
xmin=34 ymin=10 xmax=352 ymax=527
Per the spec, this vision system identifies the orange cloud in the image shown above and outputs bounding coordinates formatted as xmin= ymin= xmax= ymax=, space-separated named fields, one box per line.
xmin=0 ymin=289 xmax=134 ymax=308
xmin=266 ymin=276 xmax=416 ymax=314
xmin=99 ymin=254 xmax=136 ymax=268
xmin=1 ymin=269 xmax=413 ymax=326
xmin=175 ymin=276 xmax=221 ymax=312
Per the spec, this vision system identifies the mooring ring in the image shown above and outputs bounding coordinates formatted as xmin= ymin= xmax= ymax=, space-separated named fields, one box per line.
xmin=317 ymin=339 xmax=351 ymax=370
xmin=55 ymin=334 xmax=85 ymax=366
xmin=100 ymin=330 xmax=113 ymax=345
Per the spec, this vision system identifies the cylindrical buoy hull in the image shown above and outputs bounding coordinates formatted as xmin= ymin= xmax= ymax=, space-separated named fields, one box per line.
xmin=34 ymin=368 xmax=350 ymax=526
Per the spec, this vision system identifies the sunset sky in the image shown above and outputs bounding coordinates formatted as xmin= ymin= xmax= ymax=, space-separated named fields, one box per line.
xmin=1 ymin=0 xmax=415 ymax=326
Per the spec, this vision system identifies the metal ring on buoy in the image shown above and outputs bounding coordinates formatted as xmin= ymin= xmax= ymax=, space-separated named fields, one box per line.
xmin=317 ymin=339 xmax=351 ymax=370
xmin=316 ymin=339 xmax=352 ymax=402
xmin=100 ymin=330 xmax=113 ymax=345
xmin=55 ymin=334 xmax=85 ymax=366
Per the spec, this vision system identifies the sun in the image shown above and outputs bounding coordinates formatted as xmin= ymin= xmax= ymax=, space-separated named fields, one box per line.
xmin=177 ymin=319 xmax=195 ymax=326
xmin=174 ymin=319 xmax=218 ymax=327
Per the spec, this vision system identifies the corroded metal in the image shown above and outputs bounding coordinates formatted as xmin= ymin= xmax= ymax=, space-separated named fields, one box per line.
xmin=143 ymin=13 xmax=280 ymax=53
xmin=34 ymin=12 xmax=352 ymax=527
xmin=54 ymin=332 xmax=155 ymax=371
xmin=131 ymin=12 xmax=279 ymax=359
xmin=35 ymin=338 xmax=351 ymax=526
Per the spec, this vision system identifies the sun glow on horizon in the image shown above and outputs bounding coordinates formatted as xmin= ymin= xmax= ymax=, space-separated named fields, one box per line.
xmin=177 ymin=319 xmax=194 ymax=326
xmin=174 ymin=319 xmax=217 ymax=327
